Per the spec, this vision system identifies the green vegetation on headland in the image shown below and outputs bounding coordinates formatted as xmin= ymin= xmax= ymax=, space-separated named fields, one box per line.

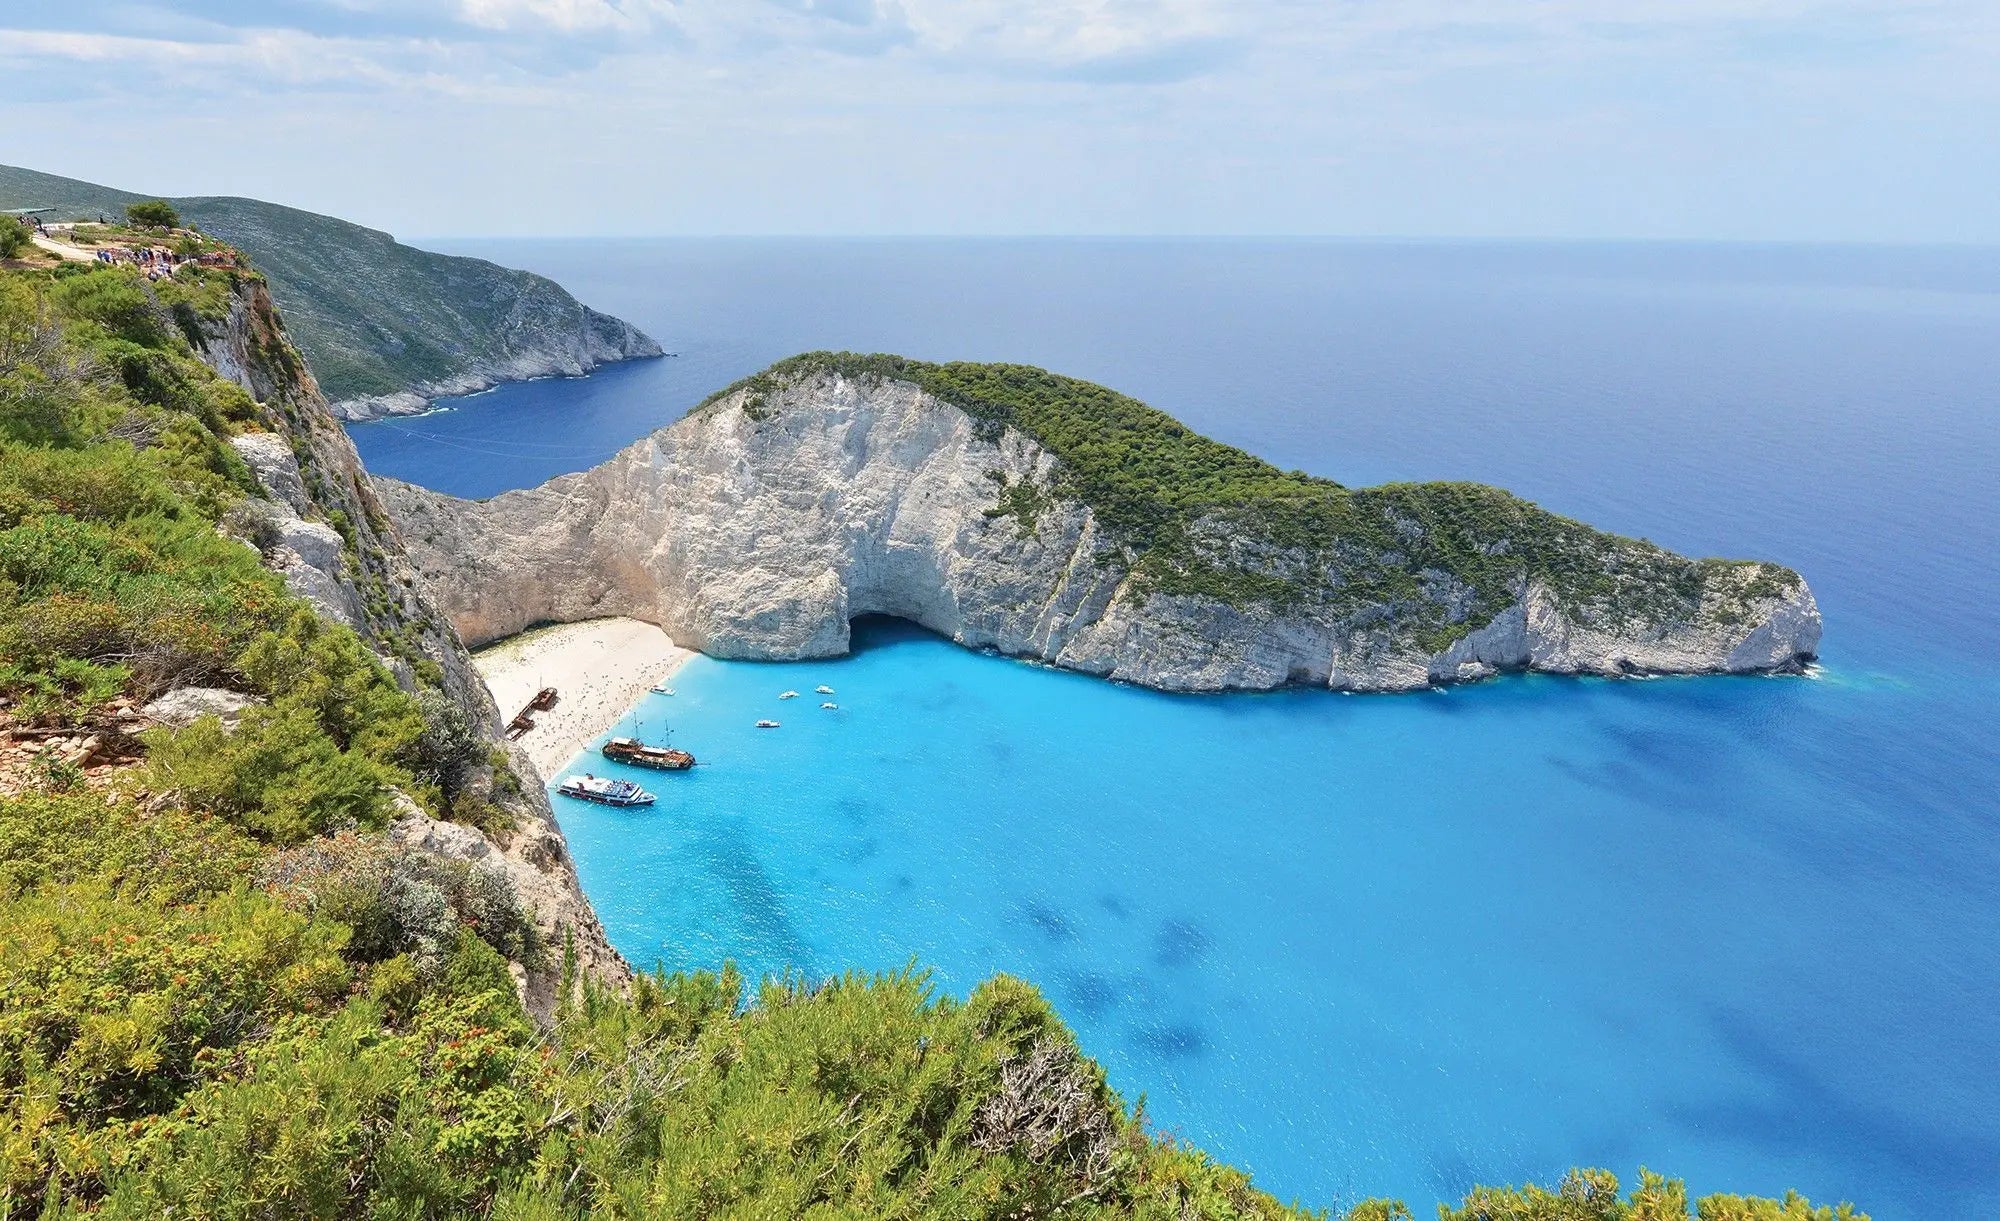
xmin=708 ymin=353 xmax=1801 ymax=650
xmin=0 ymin=258 xmax=1857 ymax=1216
xmin=0 ymin=163 xmax=659 ymax=408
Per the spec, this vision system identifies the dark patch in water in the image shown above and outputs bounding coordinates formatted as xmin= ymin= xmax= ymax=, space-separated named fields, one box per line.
xmin=1544 ymin=754 xmax=1685 ymax=814
xmin=1676 ymin=1007 xmax=2000 ymax=1197
xmin=1133 ymin=1020 xmax=1209 ymax=1059
xmin=692 ymin=822 xmax=811 ymax=973
xmin=1060 ymin=971 xmax=1121 ymax=1020
xmin=835 ymin=795 xmax=874 ymax=826
xmin=1021 ymin=900 xmax=1076 ymax=942
xmin=893 ymin=874 xmax=914 ymax=891
xmin=1423 ymin=1146 xmax=1483 ymax=1205
xmin=1153 ymin=919 xmax=1211 ymax=968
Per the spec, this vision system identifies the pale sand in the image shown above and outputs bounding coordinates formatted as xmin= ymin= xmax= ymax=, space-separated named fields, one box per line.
xmin=472 ymin=618 xmax=694 ymax=779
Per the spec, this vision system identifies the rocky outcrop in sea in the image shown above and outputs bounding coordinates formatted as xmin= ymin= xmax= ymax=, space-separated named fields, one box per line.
xmin=376 ymin=360 xmax=1821 ymax=694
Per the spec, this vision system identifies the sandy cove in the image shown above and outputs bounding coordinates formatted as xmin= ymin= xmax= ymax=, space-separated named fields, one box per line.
xmin=472 ymin=617 xmax=693 ymax=779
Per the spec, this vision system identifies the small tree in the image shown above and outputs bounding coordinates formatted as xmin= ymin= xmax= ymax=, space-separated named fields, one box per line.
xmin=0 ymin=215 xmax=31 ymax=259
xmin=126 ymin=199 xmax=181 ymax=229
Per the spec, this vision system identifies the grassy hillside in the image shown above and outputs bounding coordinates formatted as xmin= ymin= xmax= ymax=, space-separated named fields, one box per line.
xmin=710 ymin=353 xmax=1800 ymax=649
xmin=0 ymin=164 xmax=658 ymax=406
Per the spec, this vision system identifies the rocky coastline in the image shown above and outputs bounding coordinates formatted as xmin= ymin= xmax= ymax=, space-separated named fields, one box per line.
xmin=377 ymin=359 xmax=1821 ymax=695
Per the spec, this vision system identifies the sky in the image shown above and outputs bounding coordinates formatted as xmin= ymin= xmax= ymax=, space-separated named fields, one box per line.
xmin=1 ymin=1 xmax=1996 ymax=241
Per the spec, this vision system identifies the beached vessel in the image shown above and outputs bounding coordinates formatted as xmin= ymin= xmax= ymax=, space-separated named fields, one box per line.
xmin=556 ymin=773 xmax=656 ymax=806
xmin=601 ymin=735 xmax=694 ymax=770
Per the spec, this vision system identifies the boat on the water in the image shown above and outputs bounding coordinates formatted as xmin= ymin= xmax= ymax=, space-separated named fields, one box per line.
xmin=556 ymin=773 xmax=656 ymax=806
xmin=820 ymin=702 xmax=838 ymax=710
xmin=779 ymin=690 xmax=799 ymax=700
xmin=756 ymin=719 xmax=781 ymax=729
xmin=602 ymin=735 xmax=694 ymax=770
xmin=650 ymin=685 xmax=675 ymax=696
xmin=815 ymin=685 xmax=835 ymax=695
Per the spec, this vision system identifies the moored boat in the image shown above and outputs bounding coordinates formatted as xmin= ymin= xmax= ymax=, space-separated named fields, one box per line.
xmin=602 ymin=735 xmax=695 ymax=770
xmin=756 ymin=719 xmax=781 ymax=729
xmin=556 ymin=773 xmax=656 ymax=806
xmin=815 ymin=685 xmax=835 ymax=695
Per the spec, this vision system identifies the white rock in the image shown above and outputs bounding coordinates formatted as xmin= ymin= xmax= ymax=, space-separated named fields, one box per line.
xmin=143 ymin=687 xmax=260 ymax=729
xmin=377 ymin=369 xmax=1822 ymax=694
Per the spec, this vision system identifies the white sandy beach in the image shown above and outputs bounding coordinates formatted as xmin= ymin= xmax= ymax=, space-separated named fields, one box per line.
xmin=472 ymin=617 xmax=693 ymax=778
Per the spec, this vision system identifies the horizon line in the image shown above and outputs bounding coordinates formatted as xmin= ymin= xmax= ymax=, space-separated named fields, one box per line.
xmin=396 ymin=231 xmax=2000 ymax=251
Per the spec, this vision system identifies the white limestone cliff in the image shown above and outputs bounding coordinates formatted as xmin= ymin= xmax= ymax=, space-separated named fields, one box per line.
xmin=377 ymin=367 xmax=1820 ymax=694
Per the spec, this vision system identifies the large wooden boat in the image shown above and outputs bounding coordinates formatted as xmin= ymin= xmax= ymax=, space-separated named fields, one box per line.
xmin=601 ymin=735 xmax=695 ymax=770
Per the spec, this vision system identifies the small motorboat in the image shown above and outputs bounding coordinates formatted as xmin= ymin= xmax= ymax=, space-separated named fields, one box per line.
xmin=815 ymin=685 xmax=835 ymax=695
xmin=650 ymin=685 xmax=676 ymax=696
xmin=556 ymin=773 xmax=656 ymax=807
xmin=602 ymin=736 xmax=694 ymax=770
xmin=778 ymin=690 xmax=799 ymax=700
xmin=820 ymin=702 xmax=838 ymax=710
xmin=755 ymin=719 xmax=781 ymax=729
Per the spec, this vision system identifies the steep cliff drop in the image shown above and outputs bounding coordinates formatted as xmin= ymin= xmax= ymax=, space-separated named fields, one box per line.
xmin=195 ymin=274 xmax=630 ymax=1013
xmin=377 ymin=354 xmax=1820 ymax=694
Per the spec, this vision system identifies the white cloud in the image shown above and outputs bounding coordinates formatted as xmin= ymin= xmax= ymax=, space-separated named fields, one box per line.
xmin=455 ymin=0 xmax=655 ymax=33
xmin=1 ymin=0 xmax=1994 ymax=240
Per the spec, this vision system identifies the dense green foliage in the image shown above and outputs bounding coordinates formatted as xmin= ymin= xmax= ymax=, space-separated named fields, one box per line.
xmin=0 ymin=262 xmax=438 ymax=835
xmin=123 ymin=200 xmax=181 ymax=230
xmin=0 ymin=163 xmax=658 ymax=405
xmin=709 ymin=353 xmax=1799 ymax=648
xmin=0 ymin=216 xmax=29 ymax=259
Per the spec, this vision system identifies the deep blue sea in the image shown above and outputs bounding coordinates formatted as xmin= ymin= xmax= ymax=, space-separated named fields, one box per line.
xmin=352 ymin=239 xmax=2000 ymax=1218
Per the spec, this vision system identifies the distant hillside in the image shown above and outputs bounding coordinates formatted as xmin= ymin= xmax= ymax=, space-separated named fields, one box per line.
xmin=0 ymin=164 xmax=660 ymax=418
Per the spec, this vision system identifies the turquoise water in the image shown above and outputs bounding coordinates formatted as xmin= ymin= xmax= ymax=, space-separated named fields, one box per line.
xmin=356 ymin=240 xmax=2000 ymax=1217
xmin=557 ymin=622 xmax=1996 ymax=1217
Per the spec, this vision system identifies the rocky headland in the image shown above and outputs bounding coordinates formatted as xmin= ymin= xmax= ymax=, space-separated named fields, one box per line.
xmin=378 ymin=353 xmax=1820 ymax=694
xmin=0 ymin=162 xmax=663 ymax=421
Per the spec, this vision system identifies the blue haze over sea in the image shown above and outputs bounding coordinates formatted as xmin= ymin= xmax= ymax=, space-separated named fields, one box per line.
xmin=351 ymin=239 xmax=2000 ymax=1218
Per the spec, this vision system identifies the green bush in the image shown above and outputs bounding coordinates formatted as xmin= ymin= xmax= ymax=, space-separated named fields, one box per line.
xmin=0 ymin=215 xmax=31 ymax=259
xmin=0 ymin=872 xmax=351 ymax=1206
xmin=141 ymin=700 xmax=395 ymax=843
xmin=261 ymin=831 xmax=542 ymax=974
xmin=125 ymin=199 xmax=181 ymax=230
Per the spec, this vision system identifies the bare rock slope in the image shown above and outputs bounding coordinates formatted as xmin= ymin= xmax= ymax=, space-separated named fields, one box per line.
xmin=196 ymin=275 xmax=629 ymax=1008
xmin=379 ymin=354 xmax=1820 ymax=694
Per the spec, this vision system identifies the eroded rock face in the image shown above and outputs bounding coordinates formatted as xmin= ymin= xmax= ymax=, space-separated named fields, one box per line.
xmin=194 ymin=277 xmax=632 ymax=1004
xmin=377 ymin=369 xmax=1821 ymax=694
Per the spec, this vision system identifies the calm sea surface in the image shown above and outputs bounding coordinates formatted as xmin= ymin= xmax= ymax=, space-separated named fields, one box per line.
xmin=352 ymin=239 xmax=2000 ymax=1217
